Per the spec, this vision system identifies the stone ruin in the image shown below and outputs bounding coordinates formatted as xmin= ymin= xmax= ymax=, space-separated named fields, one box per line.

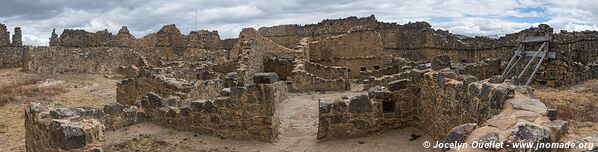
xmin=0 ymin=15 xmax=594 ymax=151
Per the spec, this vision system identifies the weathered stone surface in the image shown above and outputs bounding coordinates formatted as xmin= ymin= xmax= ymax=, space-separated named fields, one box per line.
xmin=489 ymin=85 xmax=515 ymax=109
xmin=509 ymin=123 xmax=552 ymax=151
xmin=103 ymin=103 xmax=125 ymax=115
xmin=348 ymin=95 xmax=372 ymax=113
xmin=50 ymin=120 xmax=86 ymax=150
xmin=386 ymin=79 xmax=410 ymax=91
xmin=510 ymin=98 xmax=548 ymax=114
xmin=475 ymin=132 xmax=500 ymax=150
xmin=253 ymin=72 xmax=280 ymax=84
xmin=319 ymin=98 xmax=335 ymax=113
xmin=546 ymin=109 xmax=558 ymax=121
xmin=431 ymin=55 xmax=451 ymax=70
xmin=445 ymin=123 xmax=477 ymax=147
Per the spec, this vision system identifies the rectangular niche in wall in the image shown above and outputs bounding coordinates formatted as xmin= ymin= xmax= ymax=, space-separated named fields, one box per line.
xmin=360 ymin=67 xmax=367 ymax=71
xmin=382 ymin=101 xmax=395 ymax=113
xmin=373 ymin=65 xmax=380 ymax=70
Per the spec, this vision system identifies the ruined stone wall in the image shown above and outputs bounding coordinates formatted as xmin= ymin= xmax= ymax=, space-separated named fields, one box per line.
xmin=452 ymin=58 xmax=502 ymax=80
xmin=187 ymin=30 xmax=222 ymax=50
xmin=0 ymin=23 xmax=10 ymax=47
xmin=264 ymin=57 xmax=294 ymax=80
xmin=231 ymin=28 xmax=294 ymax=62
xmin=317 ymin=57 xmax=390 ymax=78
xmin=25 ymin=102 xmax=144 ymax=152
xmin=23 ymin=46 xmax=143 ymax=74
xmin=117 ymin=69 xmax=224 ymax=106
xmin=318 ymin=68 xmax=519 ymax=140
xmin=303 ymin=61 xmax=348 ymax=79
xmin=0 ymin=47 xmax=24 ymax=68
xmin=136 ymin=47 xmax=229 ymax=66
xmin=291 ymin=70 xmax=351 ymax=92
xmin=140 ymin=76 xmax=287 ymax=142
xmin=258 ymin=15 xmax=379 ymax=48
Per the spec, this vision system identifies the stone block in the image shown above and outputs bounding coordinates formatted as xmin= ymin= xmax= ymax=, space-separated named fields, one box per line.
xmin=510 ymin=98 xmax=548 ymax=114
xmin=387 ymin=79 xmax=411 ymax=91
xmin=50 ymin=108 xmax=81 ymax=119
xmin=103 ymin=103 xmax=125 ymax=115
xmin=431 ymin=55 xmax=451 ymax=70
xmin=489 ymin=86 xmax=514 ymax=109
xmin=331 ymin=100 xmax=347 ymax=113
xmin=190 ymin=100 xmax=205 ymax=111
xmin=543 ymin=120 xmax=568 ymax=139
xmin=253 ymin=72 xmax=279 ymax=84
xmin=50 ymin=120 xmax=86 ymax=150
xmin=509 ymin=124 xmax=552 ymax=151
xmin=475 ymin=132 xmax=500 ymax=150
xmin=319 ymin=98 xmax=335 ymax=113
xmin=444 ymin=123 xmax=477 ymax=150
xmin=348 ymin=95 xmax=372 ymax=113
xmin=547 ymin=109 xmax=558 ymax=121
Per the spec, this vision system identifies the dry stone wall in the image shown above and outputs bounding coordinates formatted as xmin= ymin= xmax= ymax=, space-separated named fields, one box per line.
xmin=264 ymin=57 xmax=294 ymax=80
xmin=304 ymin=61 xmax=349 ymax=79
xmin=25 ymin=102 xmax=144 ymax=152
xmin=291 ymin=70 xmax=351 ymax=92
xmin=139 ymin=73 xmax=287 ymax=142
xmin=0 ymin=47 xmax=24 ymax=68
xmin=117 ymin=68 xmax=224 ymax=106
xmin=23 ymin=46 xmax=143 ymax=74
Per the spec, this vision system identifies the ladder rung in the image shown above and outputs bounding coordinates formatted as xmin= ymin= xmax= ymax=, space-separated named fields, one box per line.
xmin=520 ymin=36 xmax=551 ymax=43
xmin=515 ymin=51 xmax=556 ymax=58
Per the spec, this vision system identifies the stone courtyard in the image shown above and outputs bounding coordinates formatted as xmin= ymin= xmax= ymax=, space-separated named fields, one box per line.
xmin=0 ymin=15 xmax=597 ymax=152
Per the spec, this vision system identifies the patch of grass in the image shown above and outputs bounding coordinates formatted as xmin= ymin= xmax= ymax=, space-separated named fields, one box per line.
xmin=0 ymin=77 xmax=66 ymax=107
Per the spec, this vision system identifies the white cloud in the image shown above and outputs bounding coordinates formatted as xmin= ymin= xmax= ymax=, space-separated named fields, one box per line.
xmin=0 ymin=0 xmax=597 ymax=46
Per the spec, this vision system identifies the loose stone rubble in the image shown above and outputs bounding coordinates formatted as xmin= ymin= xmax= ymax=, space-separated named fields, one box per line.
xmin=0 ymin=15 xmax=594 ymax=151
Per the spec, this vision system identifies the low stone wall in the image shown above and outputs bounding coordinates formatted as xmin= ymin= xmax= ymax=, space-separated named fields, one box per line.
xmin=140 ymin=74 xmax=287 ymax=142
xmin=0 ymin=47 xmax=23 ymax=68
xmin=318 ymin=69 xmax=518 ymax=140
xmin=291 ymin=70 xmax=350 ymax=92
xmin=23 ymin=46 xmax=143 ymax=74
xmin=304 ymin=61 xmax=349 ymax=79
xmin=117 ymin=69 xmax=224 ymax=106
xmin=25 ymin=102 xmax=144 ymax=151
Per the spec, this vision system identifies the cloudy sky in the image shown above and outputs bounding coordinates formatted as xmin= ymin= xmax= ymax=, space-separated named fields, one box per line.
xmin=0 ymin=0 xmax=597 ymax=46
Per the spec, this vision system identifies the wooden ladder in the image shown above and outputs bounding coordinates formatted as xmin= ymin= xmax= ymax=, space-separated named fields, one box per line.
xmin=499 ymin=34 xmax=555 ymax=86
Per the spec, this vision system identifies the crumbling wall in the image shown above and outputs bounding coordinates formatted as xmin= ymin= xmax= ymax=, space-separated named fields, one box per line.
xmin=318 ymin=67 xmax=518 ymax=140
xmin=0 ymin=23 xmax=10 ymax=47
xmin=25 ymin=102 xmax=144 ymax=152
xmin=452 ymin=58 xmax=502 ymax=80
xmin=307 ymin=27 xmax=390 ymax=77
xmin=264 ymin=57 xmax=294 ymax=80
xmin=114 ymin=26 xmax=136 ymax=47
xmin=139 ymin=73 xmax=286 ymax=142
xmin=136 ymin=47 xmax=229 ymax=66
xmin=231 ymin=28 xmax=294 ymax=62
xmin=187 ymin=30 xmax=223 ymax=50
xmin=304 ymin=61 xmax=348 ymax=79
xmin=23 ymin=46 xmax=142 ymax=74
xmin=116 ymin=68 xmax=224 ymax=105
xmin=258 ymin=15 xmax=379 ymax=48
xmin=291 ymin=70 xmax=350 ymax=92
xmin=0 ymin=47 xmax=24 ymax=68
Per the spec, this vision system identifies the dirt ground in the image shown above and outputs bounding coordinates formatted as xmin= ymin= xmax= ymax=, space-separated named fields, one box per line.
xmin=534 ymin=79 xmax=598 ymax=142
xmin=0 ymin=68 xmax=119 ymax=152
